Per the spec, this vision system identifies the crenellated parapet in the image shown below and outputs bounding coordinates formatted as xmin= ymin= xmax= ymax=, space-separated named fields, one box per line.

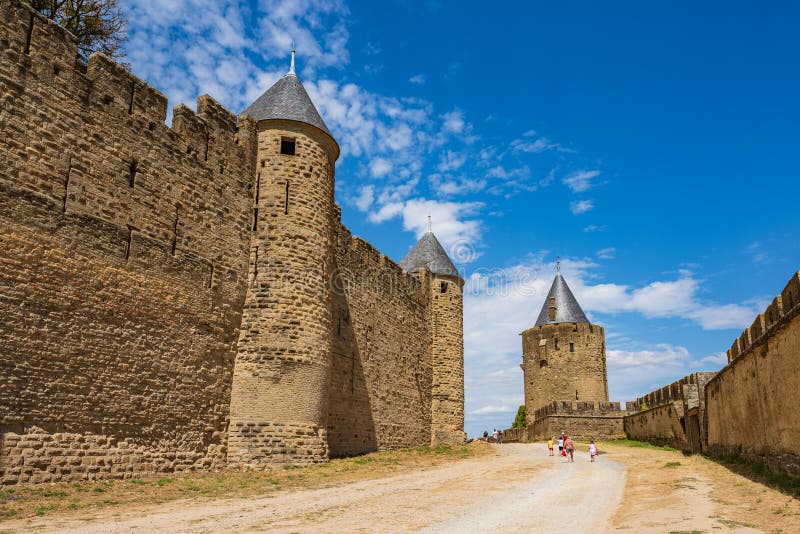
xmin=726 ymin=271 xmax=799 ymax=363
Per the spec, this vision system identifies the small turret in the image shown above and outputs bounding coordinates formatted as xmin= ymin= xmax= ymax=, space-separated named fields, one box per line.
xmin=401 ymin=230 xmax=465 ymax=444
xmin=229 ymin=51 xmax=338 ymax=466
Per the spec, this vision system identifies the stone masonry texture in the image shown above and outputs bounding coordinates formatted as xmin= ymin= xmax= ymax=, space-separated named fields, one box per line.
xmin=521 ymin=322 xmax=609 ymax=420
xmin=0 ymin=0 xmax=465 ymax=484
xmin=704 ymin=271 xmax=800 ymax=476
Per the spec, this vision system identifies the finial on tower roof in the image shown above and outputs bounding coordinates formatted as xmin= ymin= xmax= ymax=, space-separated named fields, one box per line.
xmin=288 ymin=42 xmax=296 ymax=76
xmin=556 ymin=256 xmax=561 ymax=273
xmin=427 ymin=215 xmax=432 ymax=233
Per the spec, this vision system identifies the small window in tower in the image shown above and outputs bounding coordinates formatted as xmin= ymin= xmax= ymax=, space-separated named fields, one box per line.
xmin=539 ymin=359 xmax=547 ymax=368
xmin=569 ymin=342 xmax=574 ymax=353
xmin=440 ymin=282 xmax=448 ymax=294
xmin=280 ymin=137 xmax=296 ymax=155
xmin=555 ymin=338 xmax=559 ymax=350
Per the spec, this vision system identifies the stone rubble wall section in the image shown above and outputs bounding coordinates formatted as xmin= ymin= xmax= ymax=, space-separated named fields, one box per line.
xmin=521 ymin=322 xmax=608 ymax=422
xmin=705 ymin=270 xmax=800 ymax=476
xmin=327 ymin=229 xmax=434 ymax=456
xmin=0 ymin=0 xmax=256 ymax=485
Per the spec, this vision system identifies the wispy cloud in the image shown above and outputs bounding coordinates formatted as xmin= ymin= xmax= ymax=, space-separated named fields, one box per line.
xmin=597 ymin=247 xmax=615 ymax=260
xmin=563 ymin=170 xmax=601 ymax=193
xmin=409 ymin=74 xmax=426 ymax=84
xmin=570 ymin=199 xmax=594 ymax=214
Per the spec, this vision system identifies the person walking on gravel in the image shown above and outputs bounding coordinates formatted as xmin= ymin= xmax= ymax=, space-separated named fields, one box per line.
xmin=564 ymin=435 xmax=575 ymax=463
xmin=548 ymin=437 xmax=554 ymax=456
xmin=557 ymin=435 xmax=564 ymax=456
xmin=589 ymin=440 xmax=598 ymax=462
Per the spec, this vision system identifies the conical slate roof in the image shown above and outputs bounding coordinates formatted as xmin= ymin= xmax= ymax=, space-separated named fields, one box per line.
xmin=399 ymin=232 xmax=460 ymax=278
xmin=242 ymin=72 xmax=331 ymax=136
xmin=534 ymin=272 xmax=589 ymax=326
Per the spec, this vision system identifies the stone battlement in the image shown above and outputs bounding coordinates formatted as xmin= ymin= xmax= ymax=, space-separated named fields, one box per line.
xmin=726 ymin=271 xmax=800 ymax=363
xmin=626 ymin=372 xmax=716 ymax=413
xmin=534 ymin=401 xmax=623 ymax=420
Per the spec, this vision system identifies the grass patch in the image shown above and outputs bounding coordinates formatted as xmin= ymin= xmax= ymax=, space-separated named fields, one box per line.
xmin=717 ymin=518 xmax=756 ymax=528
xmin=608 ymin=439 xmax=679 ymax=452
xmin=668 ymin=531 xmax=704 ymax=534
xmin=663 ymin=461 xmax=683 ymax=468
xmin=704 ymin=452 xmax=800 ymax=498
xmin=33 ymin=504 xmax=57 ymax=517
xmin=155 ymin=477 xmax=175 ymax=487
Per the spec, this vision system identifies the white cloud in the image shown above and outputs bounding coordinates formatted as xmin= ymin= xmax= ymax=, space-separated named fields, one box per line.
xmin=442 ymin=110 xmax=466 ymax=134
xmin=570 ymin=199 xmax=594 ymax=214
xmin=354 ymin=185 xmax=374 ymax=211
xmin=371 ymin=198 xmax=483 ymax=255
xmin=584 ymin=224 xmax=606 ymax=232
xmin=511 ymin=135 xmax=573 ymax=154
xmin=597 ymin=247 xmax=615 ymax=260
xmin=369 ymin=158 xmax=392 ymax=178
xmin=409 ymin=74 xmax=426 ymax=84
xmin=608 ymin=344 xmax=690 ymax=368
xmin=563 ymin=170 xmax=601 ymax=193
xmin=437 ymin=151 xmax=467 ymax=172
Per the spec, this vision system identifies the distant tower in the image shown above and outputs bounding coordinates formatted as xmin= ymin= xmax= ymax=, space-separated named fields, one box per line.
xmin=400 ymin=230 xmax=466 ymax=444
xmin=521 ymin=268 xmax=608 ymax=423
xmin=229 ymin=50 xmax=340 ymax=465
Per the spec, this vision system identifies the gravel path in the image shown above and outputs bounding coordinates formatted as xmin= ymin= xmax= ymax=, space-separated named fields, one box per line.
xmin=26 ymin=443 xmax=626 ymax=533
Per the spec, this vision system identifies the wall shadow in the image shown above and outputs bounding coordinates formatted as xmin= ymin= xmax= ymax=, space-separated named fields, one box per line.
xmin=325 ymin=264 xmax=378 ymax=457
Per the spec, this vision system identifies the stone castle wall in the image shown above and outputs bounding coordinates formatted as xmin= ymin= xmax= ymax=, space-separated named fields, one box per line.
xmin=504 ymin=401 xmax=626 ymax=443
xmin=0 ymin=0 xmax=464 ymax=484
xmin=327 ymin=226 xmax=434 ymax=455
xmin=521 ymin=322 xmax=608 ymax=421
xmin=0 ymin=0 xmax=256 ymax=484
xmin=623 ymin=372 xmax=715 ymax=452
xmin=705 ymin=271 xmax=800 ymax=476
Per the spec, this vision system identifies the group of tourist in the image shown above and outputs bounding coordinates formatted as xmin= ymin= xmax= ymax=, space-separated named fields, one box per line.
xmin=547 ymin=432 xmax=598 ymax=463
xmin=482 ymin=429 xmax=503 ymax=443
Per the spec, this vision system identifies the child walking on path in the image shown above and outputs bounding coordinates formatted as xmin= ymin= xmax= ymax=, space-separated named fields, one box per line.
xmin=589 ymin=440 xmax=598 ymax=462
xmin=548 ymin=437 xmax=554 ymax=456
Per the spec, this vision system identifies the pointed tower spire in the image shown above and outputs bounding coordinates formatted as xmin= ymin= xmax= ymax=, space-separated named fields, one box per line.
xmin=399 ymin=230 xmax=459 ymax=278
xmin=427 ymin=215 xmax=432 ymax=232
xmin=534 ymin=271 xmax=589 ymax=326
xmin=288 ymin=43 xmax=296 ymax=76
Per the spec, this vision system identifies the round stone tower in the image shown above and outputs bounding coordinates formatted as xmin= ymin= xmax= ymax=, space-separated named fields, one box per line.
xmin=400 ymin=231 xmax=466 ymax=444
xmin=229 ymin=51 xmax=339 ymax=466
xmin=521 ymin=269 xmax=608 ymax=424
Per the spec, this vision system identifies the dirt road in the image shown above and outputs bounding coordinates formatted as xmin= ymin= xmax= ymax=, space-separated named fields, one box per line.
xmin=5 ymin=442 xmax=797 ymax=533
xmin=8 ymin=444 xmax=625 ymax=533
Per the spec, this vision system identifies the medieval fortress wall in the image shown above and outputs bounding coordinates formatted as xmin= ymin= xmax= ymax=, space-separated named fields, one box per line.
xmin=704 ymin=271 xmax=800 ymax=476
xmin=0 ymin=0 xmax=464 ymax=485
xmin=624 ymin=271 xmax=800 ymax=476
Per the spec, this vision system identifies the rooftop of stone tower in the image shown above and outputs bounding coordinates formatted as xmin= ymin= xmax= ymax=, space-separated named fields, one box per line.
xmin=242 ymin=49 xmax=331 ymax=136
xmin=399 ymin=231 xmax=460 ymax=278
xmin=534 ymin=271 xmax=590 ymax=326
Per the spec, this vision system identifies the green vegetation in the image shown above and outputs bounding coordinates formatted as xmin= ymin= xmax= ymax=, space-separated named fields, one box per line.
xmin=704 ymin=452 xmax=800 ymax=498
xmin=663 ymin=461 xmax=683 ymax=468
xmin=33 ymin=504 xmax=57 ymax=516
xmin=511 ymin=405 xmax=526 ymax=429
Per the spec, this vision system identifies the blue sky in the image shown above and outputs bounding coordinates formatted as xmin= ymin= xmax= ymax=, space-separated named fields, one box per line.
xmin=122 ymin=0 xmax=800 ymax=437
